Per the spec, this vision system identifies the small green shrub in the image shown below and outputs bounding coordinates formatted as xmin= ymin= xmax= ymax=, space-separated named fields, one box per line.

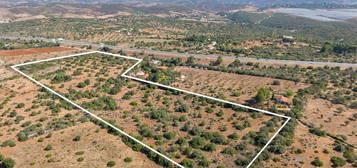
xmin=330 ymin=156 xmax=346 ymax=167
xmin=44 ymin=145 xmax=53 ymax=151
xmin=77 ymin=157 xmax=84 ymax=162
xmin=311 ymin=157 xmax=323 ymax=167
xmin=73 ymin=136 xmax=81 ymax=142
xmin=107 ymin=161 xmax=116 ymax=167
xmin=124 ymin=157 xmax=132 ymax=163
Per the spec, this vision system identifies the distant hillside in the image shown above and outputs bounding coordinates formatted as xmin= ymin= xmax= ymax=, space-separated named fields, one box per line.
xmin=2 ymin=0 xmax=357 ymax=9
xmin=152 ymin=0 xmax=357 ymax=10
xmin=167 ymin=0 xmax=357 ymax=6
xmin=0 ymin=1 xmax=197 ymax=16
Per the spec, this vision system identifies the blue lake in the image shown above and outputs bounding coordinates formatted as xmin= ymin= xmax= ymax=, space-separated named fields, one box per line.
xmin=275 ymin=8 xmax=357 ymax=21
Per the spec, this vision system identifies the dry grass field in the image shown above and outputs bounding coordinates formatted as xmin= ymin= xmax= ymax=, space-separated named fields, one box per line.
xmin=171 ymin=66 xmax=309 ymax=104
xmin=0 ymin=1 xmax=356 ymax=166
xmin=0 ymin=50 xmax=160 ymax=168
xmin=19 ymin=53 xmax=285 ymax=168
xmin=264 ymin=123 xmax=349 ymax=168
xmin=304 ymin=98 xmax=357 ymax=146
xmin=0 ymin=47 xmax=72 ymax=57
xmin=0 ymin=48 xmax=355 ymax=168
xmin=2 ymin=122 xmax=159 ymax=168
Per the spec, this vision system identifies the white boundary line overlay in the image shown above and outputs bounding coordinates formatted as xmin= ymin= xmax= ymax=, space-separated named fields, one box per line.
xmin=11 ymin=51 xmax=291 ymax=168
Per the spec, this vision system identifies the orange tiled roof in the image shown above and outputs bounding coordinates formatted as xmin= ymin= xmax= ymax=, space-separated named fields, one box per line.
xmin=275 ymin=95 xmax=292 ymax=104
xmin=158 ymin=66 xmax=168 ymax=70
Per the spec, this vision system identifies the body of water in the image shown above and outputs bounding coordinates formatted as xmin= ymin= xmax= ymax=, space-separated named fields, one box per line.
xmin=275 ymin=8 xmax=357 ymax=21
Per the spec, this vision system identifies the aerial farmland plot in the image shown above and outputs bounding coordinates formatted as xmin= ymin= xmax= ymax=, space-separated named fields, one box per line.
xmin=1 ymin=1 xmax=357 ymax=167
xmin=9 ymin=51 xmax=291 ymax=168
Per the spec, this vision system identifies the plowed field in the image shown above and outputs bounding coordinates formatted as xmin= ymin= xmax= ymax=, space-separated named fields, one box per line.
xmin=0 ymin=47 xmax=72 ymax=56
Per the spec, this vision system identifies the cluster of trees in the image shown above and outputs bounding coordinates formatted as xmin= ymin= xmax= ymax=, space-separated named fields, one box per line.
xmin=331 ymin=141 xmax=356 ymax=166
xmin=0 ymin=39 xmax=59 ymax=50
xmin=92 ymin=80 xmax=260 ymax=167
xmin=1 ymin=140 xmax=16 ymax=147
xmin=51 ymin=71 xmax=72 ymax=84
xmin=81 ymin=96 xmax=118 ymax=111
xmin=311 ymin=157 xmax=323 ymax=167
xmin=16 ymin=122 xmax=44 ymax=141
xmin=321 ymin=42 xmax=357 ymax=54
xmin=351 ymin=102 xmax=357 ymax=109
xmin=77 ymin=79 xmax=90 ymax=88
xmin=210 ymin=56 xmax=223 ymax=66
xmin=176 ymin=101 xmax=190 ymax=113
xmin=15 ymin=110 xmax=80 ymax=142
xmin=96 ymin=77 xmax=128 ymax=95
xmin=255 ymin=88 xmax=272 ymax=104
xmin=164 ymin=56 xmax=356 ymax=108
xmin=187 ymin=131 xmax=227 ymax=150
xmin=183 ymin=35 xmax=212 ymax=44
xmin=2 ymin=5 xmax=357 ymax=62
xmin=118 ymin=133 xmax=173 ymax=167
xmin=330 ymin=156 xmax=346 ymax=167
xmin=140 ymin=59 xmax=181 ymax=85
xmin=161 ymin=57 xmax=302 ymax=82
xmin=0 ymin=153 xmax=15 ymax=168
xmin=309 ymin=128 xmax=327 ymax=137
xmin=21 ymin=62 xmax=55 ymax=74
xmin=130 ymin=12 xmax=357 ymax=63
xmin=21 ymin=53 xmax=354 ymax=167
xmin=66 ymin=88 xmax=99 ymax=101
xmin=139 ymin=32 xmax=355 ymax=62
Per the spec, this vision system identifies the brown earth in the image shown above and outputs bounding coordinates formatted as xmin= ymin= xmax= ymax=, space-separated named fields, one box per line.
xmin=0 ymin=47 xmax=84 ymax=66
xmin=0 ymin=47 xmax=73 ymax=57
xmin=1 ymin=48 xmax=355 ymax=168
xmin=171 ymin=66 xmax=309 ymax=104
xmin=2 ymin=122 xmax=160 ymax=168
xmin=303 ymin=98 xmax=357 ymax=146
xmin=264 ymin=123 xmax=351 ymax=168
xmin=27 ymin=54 xmax=283 ymax=168
xmin=0 ymin=51 xmax=160 ymax=168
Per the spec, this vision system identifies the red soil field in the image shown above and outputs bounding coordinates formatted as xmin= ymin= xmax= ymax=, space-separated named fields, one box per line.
xmin=0 ymin=47 xmax=73 ymax=56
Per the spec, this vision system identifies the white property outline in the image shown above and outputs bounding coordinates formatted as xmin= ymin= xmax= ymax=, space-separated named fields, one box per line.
xmin=11 ymin=51 xmax=291 ymax=168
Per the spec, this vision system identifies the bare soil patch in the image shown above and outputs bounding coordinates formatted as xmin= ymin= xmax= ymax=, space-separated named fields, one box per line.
xmin=304 ymin=98 xmax=357 ymax=146
xmin=172 ymin=66 xmax=309 ymax=103
xmin=0 ymin=48 xmax=82 ymax=65
xmin=264 ymin=123 xmax=350 ymax=168
xmin=23 ymin=53 xmax=284 ymax=168
xmin=0 ymin=47 xmax=73 ymax=57
xmin=0 ymin=53 xmax=160 ymax=168
xmin=3 ymin=122 xmax=159 ymax=168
